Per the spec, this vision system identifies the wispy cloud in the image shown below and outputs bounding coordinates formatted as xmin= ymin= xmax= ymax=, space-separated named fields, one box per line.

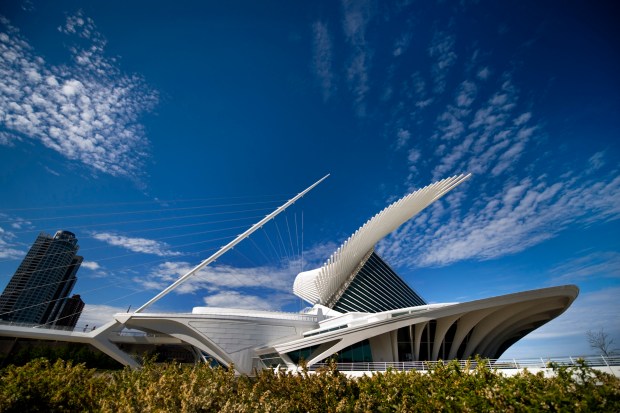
xmin=0 ymin=226 xmax=24 ymax=259
xmin=477 ymin=66 xmax=490 ymax=80
xmin=430 ymin=77 xmax=534 ymax=181
xmin=0 ymin=13 xmax=157 ymax=183
xmin=392 ymin=33 xmax=411 ymax=57
xmin=91 ymin=232 xmax=181 ymax=257
xmin=379 ymin=173 xmax=620 ymax=268
xmin=428 ymin=30 xmax=457 ymax=94
xmin=139 ymin=260 xmax=296 ymax=294
xmin=549 ymin=252 xmax=620 ymax=283
xmin=7 ymin=216 xmax=32 ymax=230
xmin=341 ymin=0 xmax=374 ymax=116
xmin=80 ymin=260 xmax=108 ymax=278
xmin=587 ymin=150 xmax=606 ymax=172
xmin=43 ymin=165 xmax=61 ymax=176
xmin=133 ymin=242 xmax=336 ymax=311
xmin=203 ymin=291 xmax=292 ymax=311
xmin=0 ymin=131 xmax=19 ymax=146
xmin=395 ymin=128 xmax=410 ymax=149
xmin=455 ymin=80 xmax=477 ymax=108
xmin=376 ymin=18 xmax=618 ymax=271
xmin=312 ymin=21 xmax=335 ymax=102
xmin=81 ymin=261 xmax=101 ymax=271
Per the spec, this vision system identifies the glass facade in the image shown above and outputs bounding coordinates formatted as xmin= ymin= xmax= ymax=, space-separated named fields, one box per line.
xmin=397 ymin=326 xmax=414 ymax=361
xmin=287 ymin=340 xmax=373 ymax=364
xmin=336 ymin=339 xmax=372 ymax=363
xmin=0 ymin=231 xmax=83 ymax=325
xmin=259 ymin=352 xmax=287 ymax=368
xmin=287 ymin=345 xmax=320 ymax=364
xmin=332 ymin=252 xmax=426 ymax=313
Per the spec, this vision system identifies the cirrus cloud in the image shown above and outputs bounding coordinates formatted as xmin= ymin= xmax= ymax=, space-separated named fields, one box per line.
xmin=91 ymin=232 xmax=181 ymax=257
xmin=0 ymin=13 xmax=158 ymax=183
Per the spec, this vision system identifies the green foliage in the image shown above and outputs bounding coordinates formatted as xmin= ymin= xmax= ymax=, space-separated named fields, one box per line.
xmin=0 ymin=357 xmax=618 ymax=412
xmin=0 ymin=358 xmax=104 ymax=412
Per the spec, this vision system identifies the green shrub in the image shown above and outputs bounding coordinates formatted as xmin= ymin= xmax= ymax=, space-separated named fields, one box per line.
xmin=0 ymin=358 xmax=104 ymax=412
xmin=0 ymin=357 xmax=618 ymax=412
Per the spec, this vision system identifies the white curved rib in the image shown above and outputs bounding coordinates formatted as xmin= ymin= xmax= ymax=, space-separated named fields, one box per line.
xmin=293 ymin=174 xmax=471 ymax=305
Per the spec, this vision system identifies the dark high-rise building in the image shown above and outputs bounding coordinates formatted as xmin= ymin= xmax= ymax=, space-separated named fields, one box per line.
xmin=0 ymin=230 xmax=83 ymax=326
xmin=54 ymin=294 xmax=85 ymax=328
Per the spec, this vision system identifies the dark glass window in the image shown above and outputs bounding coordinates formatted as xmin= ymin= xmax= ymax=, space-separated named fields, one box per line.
xmin=332 ymin=252 xmax=426 ymax=313
xmin=286 ymin=345 xmax=320 ymax=364
xmin=259 ymin=352 xmax=286 ymax=368
xmin=334 ymin=339 xmax=372 ymax=363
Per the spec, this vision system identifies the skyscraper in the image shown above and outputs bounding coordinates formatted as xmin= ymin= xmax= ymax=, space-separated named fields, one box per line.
xmin=0 ymin=230 xmax=83 ymax=325
xmin=54 ymin=294 xmax=85 ymax=328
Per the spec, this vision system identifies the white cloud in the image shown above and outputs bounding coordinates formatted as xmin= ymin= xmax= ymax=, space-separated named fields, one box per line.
xmin=382 ymin=28 xmax=616 ymax=271
xmin=133 ymin=242 xmax=336 ymax=310
xmin=587 ymin=150 xmax=606 ymax=172
xmin=381 ymin=172 xmax=620 ymax=267
xmin=392 ymin=33 xmax=411 ymax=57
xmin=202 ymin=291 xmax=285 ymax=311
xmin=81 ymin=261 xmax=101 ymax=271
xmin=91 ymin=232 xmax=181 ymax=257
xmin=139 ymin=259 xmax=296 ymax=294
xmin=407 ymin=147 xmax=421 ymax=164
xmin=312 ymin=21 xmax=335 ymax=102
xmin=396 ymin=128 xmax=410 ymax=149
xmin=43 ymin=165 xmax=61 ymax=176
xmin=549 ymin=252 xmax=620 ymax=283
xmin=79 ymin=304 xmax=127 ymax=328
xmin=0 ymin=14 xmax=157 ymax=182
xmin=7 ymin=216 xmax=32 ymax=230
xmin=341 ymin=0 xmax=374 ymax=116
xmin=0 ymin=131 xmax=20 ymax=146
xmin=300 ymin=241 xmax=339 ymax=268
xmin=428 ymin=77 xmax=535 ymax=181
xmin=428 ymin=30 xmax=457 ymax=94
xmin=0 ymin=226 xmax=25 ymax=259
xmin=455 ymin=80 xmax=477 ymax=108
xmin=435 ymin=107 xmax=466 ymax=141
xmin=477 ymin=67 xmax=490 ymax=80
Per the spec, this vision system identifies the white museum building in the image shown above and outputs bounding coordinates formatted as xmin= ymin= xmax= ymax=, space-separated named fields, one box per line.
xmin=0 ymin=174 xmax=579 ymax=374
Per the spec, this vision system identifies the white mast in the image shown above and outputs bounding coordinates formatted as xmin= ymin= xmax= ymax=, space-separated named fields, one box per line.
xmin=135 ymin=174 xmax=329 ymax=313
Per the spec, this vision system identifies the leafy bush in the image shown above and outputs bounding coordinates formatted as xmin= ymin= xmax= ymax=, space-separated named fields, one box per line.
xmin=0 ymin=358 xmax=104 ymax=412
xmin=0 ymin=357 xmax=618 ymax=412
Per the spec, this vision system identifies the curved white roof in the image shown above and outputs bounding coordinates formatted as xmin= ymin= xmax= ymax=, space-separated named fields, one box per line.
xmin=293 ymin=174 xmax=471 ymax=305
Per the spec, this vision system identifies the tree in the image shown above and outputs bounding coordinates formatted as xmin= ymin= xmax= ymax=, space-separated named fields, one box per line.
xmin=586 ymin=329 xmax=617 ymax=357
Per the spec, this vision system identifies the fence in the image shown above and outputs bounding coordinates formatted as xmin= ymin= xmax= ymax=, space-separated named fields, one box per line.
xmin=308 ymin=355 xmax=620 ymax=372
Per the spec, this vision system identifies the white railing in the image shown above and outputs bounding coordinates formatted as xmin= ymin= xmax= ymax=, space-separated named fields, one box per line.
xmin=115 ymin=331 xmax=169 ymax=338
xmin=309 ymin=355 xmax=620 ymax=372
xmin=0 ymin=320 xmax=86 ymax=332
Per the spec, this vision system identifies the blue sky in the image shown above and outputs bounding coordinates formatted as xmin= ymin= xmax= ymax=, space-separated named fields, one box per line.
xmin=0 ymin=1 xmax=618 ymax=358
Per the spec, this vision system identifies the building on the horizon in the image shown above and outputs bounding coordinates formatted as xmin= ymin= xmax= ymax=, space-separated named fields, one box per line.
xmin=0 ymin=230 xmax=84 ymax=326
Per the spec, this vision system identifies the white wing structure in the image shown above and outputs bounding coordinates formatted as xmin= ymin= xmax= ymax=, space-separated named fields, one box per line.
xmin=293 ymin=174 xmax=471 ymax=305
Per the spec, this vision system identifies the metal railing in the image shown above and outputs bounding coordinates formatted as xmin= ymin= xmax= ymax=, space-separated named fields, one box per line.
xmin=0 ymin=320 xmax=85 ymax=332
xmin=309 ymin=355 xmax=620 ymax=372
xmin=115 ymin=331 xmax=169 ymax=338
